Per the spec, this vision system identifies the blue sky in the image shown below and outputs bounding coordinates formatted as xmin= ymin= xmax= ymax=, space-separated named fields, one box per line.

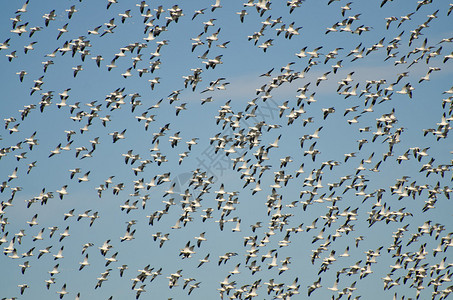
xmin=0 ymin=0 xmax=452 ymax=299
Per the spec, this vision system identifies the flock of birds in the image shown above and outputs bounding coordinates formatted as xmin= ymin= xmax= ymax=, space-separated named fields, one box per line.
xmin=1 ymin=0 xmax=453 ymax=299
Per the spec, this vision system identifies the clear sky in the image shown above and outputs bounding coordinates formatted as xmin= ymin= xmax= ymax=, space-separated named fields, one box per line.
xmin=0 ymin=0 xmax=452 ymax=299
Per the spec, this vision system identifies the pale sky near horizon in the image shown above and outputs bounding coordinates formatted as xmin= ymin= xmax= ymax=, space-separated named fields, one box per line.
xmin=0 ymin=0 xmax=452 ymax=299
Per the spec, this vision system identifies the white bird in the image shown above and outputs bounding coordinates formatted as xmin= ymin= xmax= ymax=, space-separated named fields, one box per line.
xmin=27 ymin=214 xmax=38 ymax=226
xmin=121 ymin=67 xmax=133 ymax=78
xmin=88 ymin=25 xmax=102 ymax=35
xmin=59 ymin=226 xmax=70 ymax=242
xmin=65 ymin=5 xmax=77 ymax=19
xmin=53 ymin=246 xmax=64 ymax=260
xmin=16 ymin=0 xmax=29 ymax=13
xmin=79 ymin=254 xmax=90 ymax=270
xmin=56 ymin=284 xmax=68 ymax=299
xmin=16 ymin=70 xmax=27 ymax=82
xmin=56 ymin=185 xmax=68 ymax=200
xmin=211 ymin=0 xmax=222 ymax=11
xmin=72 ymin=65 xmax=83 ymax=77
xmin=57 ymin=23 xmax=69 ymax=40
xmin=118 ymin=10 xmax=132 ymax=23
xmin=33 ymin=228 xmax=44 ymax=241
xmin=77 ymin=171 xmax=90 ymax=183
